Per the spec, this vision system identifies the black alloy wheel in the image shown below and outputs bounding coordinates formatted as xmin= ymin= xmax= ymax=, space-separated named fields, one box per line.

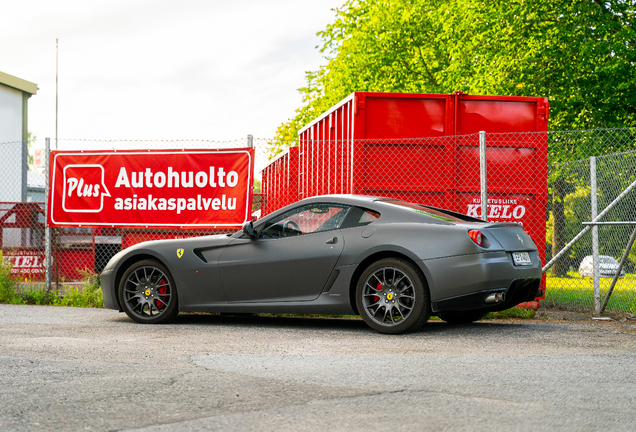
xmin=356 ymin=258 xmax=430 ymax=334
xmin=118 ymin=259 xmax=179 ymax=324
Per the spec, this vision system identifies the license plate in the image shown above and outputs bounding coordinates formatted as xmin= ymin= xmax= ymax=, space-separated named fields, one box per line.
xmin=513 ymin=252 xmax=532 ymax=266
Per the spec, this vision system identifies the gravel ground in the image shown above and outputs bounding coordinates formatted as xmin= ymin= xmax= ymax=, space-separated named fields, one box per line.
xmin=1 ymin=304 xmax=636 ymax=431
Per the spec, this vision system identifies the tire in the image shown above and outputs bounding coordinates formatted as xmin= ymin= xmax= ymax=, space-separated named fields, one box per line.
xmin=118 ymin=259 xmax=179 ymax=324
xmin=438 ymin=310 xmax=489 ymax=324
xmin=355 ymin=258 xmax=430 ymax=334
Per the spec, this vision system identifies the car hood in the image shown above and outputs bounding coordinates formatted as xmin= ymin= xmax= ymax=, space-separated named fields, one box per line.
xmin=102 ymin=233 xmax=234 ymax=273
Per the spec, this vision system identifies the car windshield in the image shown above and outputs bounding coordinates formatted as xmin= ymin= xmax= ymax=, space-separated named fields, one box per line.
xmin=600 ymin=257 xmax=617 ymax=264
xmin=375 ymin=199 xmax=474 ymax=223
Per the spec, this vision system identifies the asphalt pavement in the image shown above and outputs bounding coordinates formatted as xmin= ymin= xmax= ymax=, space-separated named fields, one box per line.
xmin=1 ymin=304 xmax=636 ymax=431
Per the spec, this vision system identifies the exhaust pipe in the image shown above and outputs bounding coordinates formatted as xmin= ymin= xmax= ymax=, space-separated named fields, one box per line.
xmin=485 ymin=292 xmax=506 ymax=304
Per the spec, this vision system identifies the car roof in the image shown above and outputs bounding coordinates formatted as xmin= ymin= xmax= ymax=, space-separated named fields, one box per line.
xmin=276 ymin=194 xmax=482 ymax=224
xmin=300 ymin=194 xmax=379 ymax=206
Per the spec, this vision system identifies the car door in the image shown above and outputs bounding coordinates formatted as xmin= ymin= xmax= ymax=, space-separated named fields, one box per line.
xmin=218 ymin=203 xmax=349 ymax=302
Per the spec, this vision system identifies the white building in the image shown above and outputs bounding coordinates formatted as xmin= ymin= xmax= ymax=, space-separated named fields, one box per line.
xmin=0 ymin=71 xmax=38 ymax=202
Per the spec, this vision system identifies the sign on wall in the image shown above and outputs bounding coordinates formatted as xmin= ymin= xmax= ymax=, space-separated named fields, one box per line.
xmin=2 ymin=249 xmax=46 ymax=280
xmin=48 ymin=148 xmax=254 ymax=227
xmin=457 ymin=193 xmax=532 ymax=226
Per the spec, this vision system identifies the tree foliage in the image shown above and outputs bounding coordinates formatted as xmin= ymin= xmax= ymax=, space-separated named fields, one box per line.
xmin=275 ymin=0 xmax=636 ymax=149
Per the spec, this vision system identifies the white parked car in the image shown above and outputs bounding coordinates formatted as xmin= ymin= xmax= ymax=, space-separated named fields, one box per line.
xmin=578 ymin=255 xmax=625 ymax=278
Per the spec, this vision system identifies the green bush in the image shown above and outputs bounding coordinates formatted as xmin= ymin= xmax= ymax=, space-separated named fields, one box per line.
xmin=0 ymin=264 xmax=23 ymax=304
xmin=19 ymin=286 xmax=56 ymax=305
xmin=53 ymin=269 xmax=103 ymax=308
xmin=0 ymin=267 xmax=103 ymax=308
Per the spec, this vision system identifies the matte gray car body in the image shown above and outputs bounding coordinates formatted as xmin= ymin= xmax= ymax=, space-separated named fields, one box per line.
xmin=101 ymin=195 xmax=542 ymax=331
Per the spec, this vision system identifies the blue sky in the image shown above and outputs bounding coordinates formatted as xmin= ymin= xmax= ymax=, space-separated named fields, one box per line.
xmin=1 ymin=0 xmax=344 ymax=144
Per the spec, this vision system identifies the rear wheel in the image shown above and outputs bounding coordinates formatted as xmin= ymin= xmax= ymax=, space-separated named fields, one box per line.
xmin=438 ymin=310 xmax=489 ymax=324
xmin=356 ymin=258 xmax=430 ymax=334
xmin=118 ymin=260 xmax=179 ymax=324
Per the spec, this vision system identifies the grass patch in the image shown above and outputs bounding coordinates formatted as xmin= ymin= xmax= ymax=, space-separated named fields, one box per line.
xmin=545 ymin=271 xmax=636 ymax=313
xmin=0 ymin=265 xmax=103 ymax=308
xmin=484 ymin=307 xmax=536 ymax=320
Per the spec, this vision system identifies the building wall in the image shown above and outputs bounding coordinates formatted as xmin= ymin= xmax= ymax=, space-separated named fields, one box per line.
xmin=27 ymin=171 xmax=46 ymax=202
xmin=0 ymin=83 xmax=27 ymax=202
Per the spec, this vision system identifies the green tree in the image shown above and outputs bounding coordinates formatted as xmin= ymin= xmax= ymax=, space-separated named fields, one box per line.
xmin=275 ymin=0 xmax=636 ymax=151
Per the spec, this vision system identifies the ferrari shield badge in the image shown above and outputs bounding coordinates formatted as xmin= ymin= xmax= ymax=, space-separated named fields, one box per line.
xmin=176 ymin=248 xmax=184 ymax=258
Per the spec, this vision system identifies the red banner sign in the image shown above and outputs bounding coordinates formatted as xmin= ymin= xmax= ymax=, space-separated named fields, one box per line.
xmin=48 ymin=149 xmax=254 ymax=228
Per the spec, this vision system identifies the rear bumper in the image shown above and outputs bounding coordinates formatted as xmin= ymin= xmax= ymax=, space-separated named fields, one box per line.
xmin=431 ymin=277 xmax=541 ymax=313
xmin=421 ymin=250 xmax=542 ymax=313
xmin=421 ymin=250 xmax=541 ymax=299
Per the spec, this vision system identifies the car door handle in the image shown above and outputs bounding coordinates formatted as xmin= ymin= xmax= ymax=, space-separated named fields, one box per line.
xmin=326 ymin=237 xmax=338 ymax=244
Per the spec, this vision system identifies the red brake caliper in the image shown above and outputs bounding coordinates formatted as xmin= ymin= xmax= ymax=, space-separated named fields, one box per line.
xmin=156 ymin=278 xmax=168 ymax=309
xmin=373 ymin=282 xmax=382 ymax=303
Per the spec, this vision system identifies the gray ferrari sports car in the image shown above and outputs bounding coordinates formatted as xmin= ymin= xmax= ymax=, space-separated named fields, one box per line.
xmin=101 ymin=195 xmax=542 ymax=334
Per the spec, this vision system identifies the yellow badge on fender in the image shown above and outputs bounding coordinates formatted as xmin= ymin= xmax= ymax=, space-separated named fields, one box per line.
xmin=176 ymin=248 xmax=184 ymax=258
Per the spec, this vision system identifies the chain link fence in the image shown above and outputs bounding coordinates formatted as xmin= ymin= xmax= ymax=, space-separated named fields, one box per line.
xmin=263 ymin=132 xmax=549 ymax=298
xmin=265 ymin=129 xmax=636 ymax=314
xmin=544 ymin=131 xmax=636 ymax=314
xmin=1 ymin=129 xmax=635 ymax=314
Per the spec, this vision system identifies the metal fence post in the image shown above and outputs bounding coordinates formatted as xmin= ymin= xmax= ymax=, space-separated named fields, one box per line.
xmin=600 ymin=225 xmax=636 ymax=314
xmin=247 ymin=134 xmax=253 ymax=148
xmin=479 ymin=131 xmax=487 ymax=221
xmin=591 ymin=156 xmax=600 ymax=313
xmin=44 ymin=138 xmax=52 ymax=293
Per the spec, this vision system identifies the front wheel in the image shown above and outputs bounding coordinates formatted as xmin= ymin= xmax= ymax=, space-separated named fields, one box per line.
xmin=356 ymin=258 xmax=430 ymax=334
xmin=118 ymin=260 xmax=179 ymax=324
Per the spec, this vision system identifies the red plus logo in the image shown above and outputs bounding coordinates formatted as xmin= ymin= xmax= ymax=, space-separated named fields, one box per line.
xmin=62 ymin=165 xmax=111 ymax=212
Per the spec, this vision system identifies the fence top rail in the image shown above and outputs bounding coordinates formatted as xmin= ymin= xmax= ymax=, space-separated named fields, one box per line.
xmin=582 ymin=222 xmax=636 ymax=225
xmin=548 ymin=148 xmax=636 ymax=167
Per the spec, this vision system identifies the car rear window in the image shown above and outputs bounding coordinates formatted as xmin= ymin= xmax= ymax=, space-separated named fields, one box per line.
xmin=340 ymin=207 xmax=381 ymax=229
xmin=375 ymin=199 xmax=477 ymax=223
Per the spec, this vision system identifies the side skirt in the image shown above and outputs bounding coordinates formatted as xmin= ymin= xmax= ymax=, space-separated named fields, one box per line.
xmin=180 ymin=292 xmax=357 ymax=315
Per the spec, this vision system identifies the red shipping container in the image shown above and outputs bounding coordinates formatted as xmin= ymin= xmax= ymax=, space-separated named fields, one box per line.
xmin=297 ymin=92 xmax=547 ymax=203
xmin=261 ymin=146 xmax=299 ymax=215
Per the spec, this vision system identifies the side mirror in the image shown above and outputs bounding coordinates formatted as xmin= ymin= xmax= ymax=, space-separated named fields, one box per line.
xmin=242 ymin=221 xmax=256 ymax=239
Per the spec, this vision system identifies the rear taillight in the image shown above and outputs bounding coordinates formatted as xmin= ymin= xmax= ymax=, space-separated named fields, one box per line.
xmin=468 ymin=230 xmax=482 ymax=246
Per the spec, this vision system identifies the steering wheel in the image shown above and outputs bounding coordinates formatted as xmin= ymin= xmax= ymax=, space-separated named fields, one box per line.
xmin=283 ymin=220 xmax=301 ymax=235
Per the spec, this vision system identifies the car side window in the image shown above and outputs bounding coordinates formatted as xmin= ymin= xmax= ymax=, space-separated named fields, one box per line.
xmin=340 ymin=207 xmax=381 ymax=229
xmin=259 ymin=204 xmax=351 ymax=239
